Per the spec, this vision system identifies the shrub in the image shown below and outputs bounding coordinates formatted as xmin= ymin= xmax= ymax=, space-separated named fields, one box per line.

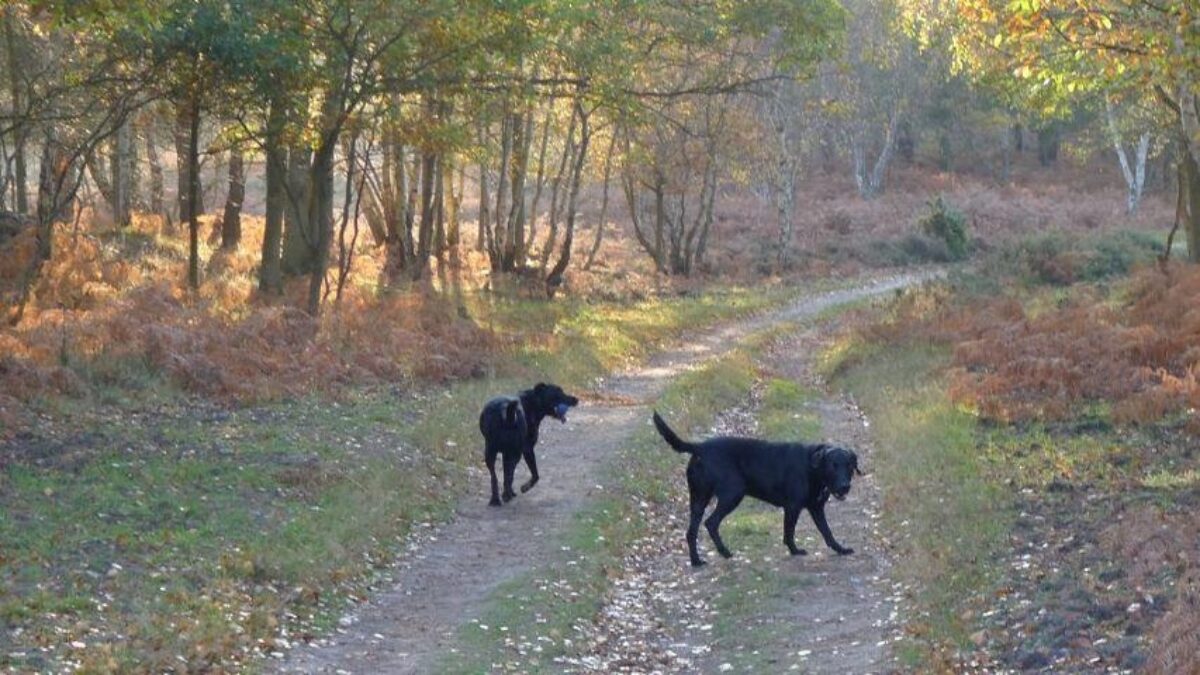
xmin=975 ymin=230 xmax=1164 ymax=287
xmin=861 ymin=265 xmax=1200 ymax=424
xmin=1080 ymin=230 xmax=1163 ymax=281
xmin=918 ymin=196 xmax=970 ymax=261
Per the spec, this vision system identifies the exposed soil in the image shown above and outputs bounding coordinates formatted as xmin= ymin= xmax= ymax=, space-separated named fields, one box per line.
xmin=270 ymin=273 xmax=932 ymax=674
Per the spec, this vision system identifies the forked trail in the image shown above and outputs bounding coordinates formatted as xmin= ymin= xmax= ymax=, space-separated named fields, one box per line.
xmin=272 ymin=273 xmax=930 ymax=674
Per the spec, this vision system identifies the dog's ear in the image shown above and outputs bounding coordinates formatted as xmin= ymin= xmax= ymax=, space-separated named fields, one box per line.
xmin=851 ymin=450 xmax=863 ymax=476
xmin=809 ymin=444 xmax=828 ymax=470
xmin=533 ymin=383 xmax=548 ymax=395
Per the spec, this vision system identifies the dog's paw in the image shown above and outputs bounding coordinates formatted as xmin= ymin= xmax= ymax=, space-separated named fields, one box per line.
xmin=717 ymin=548 xmax=733 ymax=559
xmin=789 ymin=548 xmax=808 ymax=556
xmin=835 ymin=546 xmax=855 ymax=556
xmin=502 ymin=491 xmax=516 ymax=503
xmin=489 ymin=498 xmax=502 ymax=507
xmin=691 ymin=558 xmax=708 ymax=568
xmin=520 ymin=479 xmax=538 ymax=493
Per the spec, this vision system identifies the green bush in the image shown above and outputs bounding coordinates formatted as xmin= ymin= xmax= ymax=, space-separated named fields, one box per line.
xmin=918 ymin=196 xmax=970 ymax=261
xmin=1080 ymin=230 xmax=1163 ymax=281
xmin=977 ymin=230 xmax=1163 ymax=287
xmin=816 ymin=233 xmax=954 ymax=269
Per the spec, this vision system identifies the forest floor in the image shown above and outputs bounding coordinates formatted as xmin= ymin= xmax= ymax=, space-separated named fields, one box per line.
xmin=269 ymin=273 xmax=930 ymax=674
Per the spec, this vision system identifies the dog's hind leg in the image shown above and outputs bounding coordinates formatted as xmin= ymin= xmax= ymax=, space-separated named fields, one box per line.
xmin=810 ymin=504 xmax=853 ymax=555
xmin=686 ymin=461 xmax=713 ymax=567
xmin=501 ymin=451 xmax=520 ymax=502
xmin=704 ymin=489 xmax=744 ymax=559
xmin=486 ymin=447 xmax=502 ymax=507
xmin=519 ymin=446 xmax=539 ymax=493
xmin=783 ymin=506 xmax=807 ymax=556
xmin=687 ymin=497 xmax=709 ymax=567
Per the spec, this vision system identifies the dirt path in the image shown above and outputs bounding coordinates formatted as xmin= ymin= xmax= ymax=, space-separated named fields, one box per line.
xmin=271 ymin=273 xmax=931 ymax=674
xmin=746 ymin=328 xmax=907 ymax=673
xmin=559 ymin=328 xmax=906 ymax=674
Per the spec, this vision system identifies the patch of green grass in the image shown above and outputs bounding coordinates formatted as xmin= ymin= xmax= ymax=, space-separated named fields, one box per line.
xmin=1142 ymin=468 xmax=1200 ymax=490
xmin=759 ymin=377 xmax=822 ymax=440
xmin=831 ymin=345 xmax=1011 ymax=663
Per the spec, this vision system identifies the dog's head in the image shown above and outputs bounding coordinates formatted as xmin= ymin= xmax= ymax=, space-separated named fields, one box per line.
xmin=810 ymin=444 xmax=862 ymax=501
xmin=529 ymin=383 xmax=579 ymax=423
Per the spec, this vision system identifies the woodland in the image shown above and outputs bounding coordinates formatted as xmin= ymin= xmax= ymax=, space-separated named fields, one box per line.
xmin=1 ymin=0 xmax=1199 ymax=672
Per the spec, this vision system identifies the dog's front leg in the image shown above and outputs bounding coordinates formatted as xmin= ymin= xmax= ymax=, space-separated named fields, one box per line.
xmin=783 ymin=506 xmax=807 ymax=556
xmin=810 ymin=505 xmax=853 ymax=555
xmin=519 ymin=446 xmax=539 ymax=493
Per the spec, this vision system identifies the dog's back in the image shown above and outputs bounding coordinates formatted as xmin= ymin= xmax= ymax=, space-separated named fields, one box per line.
xmin=656 ymin=413 xmax=813 ymax=507
xmin=480 ymin=396 xmax=526 ymax=449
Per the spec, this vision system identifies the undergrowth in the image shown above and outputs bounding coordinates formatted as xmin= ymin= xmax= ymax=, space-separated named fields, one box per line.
xmin=822 ymin=236 xmax=1200 ymax=670
xmin=827 ymin=342 xmax=1009 ymax=667
xmin=0 ymin=273 xmax=795 ymax=672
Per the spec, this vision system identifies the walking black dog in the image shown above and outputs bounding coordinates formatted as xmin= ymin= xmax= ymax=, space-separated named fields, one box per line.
xmin=652 ymin=411 xmax=862 ymax=567
xmin=479 ymin=383 xmax=579 ymax=506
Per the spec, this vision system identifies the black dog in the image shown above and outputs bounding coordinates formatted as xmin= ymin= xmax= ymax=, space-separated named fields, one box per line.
xmin=652 ymin=411 xmax=862 ymax=567
xmin=479 ymin=383 xmax=579 ymax=506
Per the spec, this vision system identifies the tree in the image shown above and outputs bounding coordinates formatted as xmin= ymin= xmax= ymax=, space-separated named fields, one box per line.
xmin=920 ymin=0 xmax=1200 ymax=258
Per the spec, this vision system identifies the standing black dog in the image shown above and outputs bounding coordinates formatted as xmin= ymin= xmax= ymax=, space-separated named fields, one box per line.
xmin=479 ymin=383 xmax=579 ymax=506
xmin=652 ymin=411 xmax=862 ymax=567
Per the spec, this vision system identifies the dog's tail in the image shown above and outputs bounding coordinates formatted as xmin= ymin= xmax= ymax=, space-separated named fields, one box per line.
xmin=652 ymin=411 xmax=697 ymax=454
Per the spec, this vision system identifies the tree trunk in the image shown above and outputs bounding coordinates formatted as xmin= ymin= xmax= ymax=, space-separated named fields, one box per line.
xmin=583 ymin=132 xmax=617 ymax=270
xmin=259 ymin=99 xmax=285 ymax=294
xmin=653 ymin=171 xmax=666 ymax=272
xmin=86 ymin=147 xmax=115 ymax=211
xmin=491 ymin=115 xmax=512 ymax=271
xmin=143 ymin=112 xmax=165 ymax=219
xmin=477 ymin=122 xmax=491 ymax=255
xmin=433 ymin=151 xmax=446 ymax=256
xmin=175 ymin=100 xmax=195 ymax=227
xmin=305 ymin=91 xmax=342 ymax=314
xmin=623 ymin=166 xmax=666 ymax=274
xmin=547 ymin=104 xmax=590 ymax=296
xmin=413 ymin=148 xmax=435 ymax=280
xmin=4 ymin=6 xmax=27 ymax=214
xmin=8 ymin=128 xmax=73 ymax=326
xmin=35 ymin=129 xmax=74 ymax=235
xmin=221 ymin=148 xmax=244 ymax=249
xmin=503 ymin=110 xmax=533 ymax=270
xmin=527 ymin=109 xmax=553 ymax=249
xmin=1106 ymin=99 xmax=1151 ymax=214
xmin=446 ymin=160 xmax=461 ymax=248
xmin=110 ymin=120 xmax=135 ymax=227
xmin=384 ymin=137 xmax=411 ymax=278
xmin=334 ymin=131 xmax=361 ymax=302
xmin=185 ymin=94 xmax=201 ymax=289
xmin=281 ymin=145 xmax=316 ymax=275
xmin=852 ymin=113 xmax=899 ymax=199
xmin=540 ymin=112 xmax=577 ymax=272
xmin=868 ymin=112 xmax=900 ymax=197
xmin=1181 ymin=150 xmax=1200 ymax=263
xmin=1037 ymin=124 xmax=1060 ymax=167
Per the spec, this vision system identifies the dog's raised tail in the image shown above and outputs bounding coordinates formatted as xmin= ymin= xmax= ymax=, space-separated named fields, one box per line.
xmin=652 ymin=411 xmax=697 ymax=454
